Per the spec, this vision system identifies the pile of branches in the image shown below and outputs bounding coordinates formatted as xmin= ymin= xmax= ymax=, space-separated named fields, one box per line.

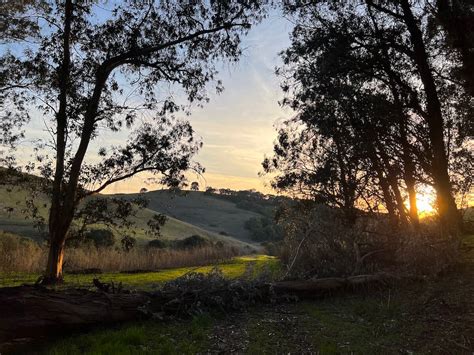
xmin=145 ymin=268 xmax=281 ymax=318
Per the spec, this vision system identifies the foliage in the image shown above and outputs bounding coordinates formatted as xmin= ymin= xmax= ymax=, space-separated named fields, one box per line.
xmin=148 ymin=267 xmax=276 ymax=318
xmin=266 ymin=0 xmax=472 ymax=232
xmin=145 ymin=213 xmax=167 ymax=239
xmin=244 ymin=216 xmax=283 ymax=242
xmin=277 ymin=201 xmax=459 ymax=279
xmin=67 ymin=228 xmax=115 ymax=249
xmin=121 ymin=235 xmax=137 ymax=252
xmin=146 ymin=239 xmax=168 ymax=249
xmin=1 ymin=0 xmax=269 ymax=280
xmin=175 ymin=234 xmax=211 ymax=250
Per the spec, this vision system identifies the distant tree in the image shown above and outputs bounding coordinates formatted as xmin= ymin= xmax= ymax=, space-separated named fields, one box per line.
xmin=205 ymin=186 xmax=217 ymax=195
xmin=190 ymin=181 xmax=200 ymax=191
xmin=84 ymin=229 xmax=115 ymax=249
xmin=1 ymin=0 xmax=268 ymax=283
xmin=140 ymin=187 xmax=148 ymax=194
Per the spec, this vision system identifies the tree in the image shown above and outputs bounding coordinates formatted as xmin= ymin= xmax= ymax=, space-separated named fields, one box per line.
xmin=190 ymin=181 xmax=200 ymax=191
xmin=277 ymin=0 xmax=470 ymax=233
xmin=1 ymin=0 xmax=268 ymax=283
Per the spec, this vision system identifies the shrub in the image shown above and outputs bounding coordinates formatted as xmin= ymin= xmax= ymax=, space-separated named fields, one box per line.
xmin=67 ymin=228 xmax=115 ymax=249
xmin=278 ymin=202 xmax=458 ymax=279
xmin=147 ymin=239 xmax=168 ymax=249
xmin=121 ymin=235 xmax=137 ymax=252
xmin=175 ymin=235 xmax=211 ymax=250
xmin=244 ymin=216 xmax=283 ymax=242
xmin=86 ymin=229 xmax=115 ymax=248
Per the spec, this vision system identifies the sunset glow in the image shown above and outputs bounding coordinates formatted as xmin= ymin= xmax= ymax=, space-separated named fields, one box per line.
xmin=413 ymin=185 xmax=437 ymax=217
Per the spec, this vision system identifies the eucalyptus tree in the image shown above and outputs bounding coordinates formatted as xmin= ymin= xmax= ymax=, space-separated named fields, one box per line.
xmin=278 ymin=0 xmax=470 ymax=233
xmin=1 ymin=0 xmax=268 ymax=283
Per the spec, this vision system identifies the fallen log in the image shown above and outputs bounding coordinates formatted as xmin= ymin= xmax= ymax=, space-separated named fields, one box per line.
xmin=0 ymin=272 xmax=397 ymax=349
xmin=0 ymin=285 xmax=149 ymax=347
xmin=272 ymin=273 xmax=396 ymax=297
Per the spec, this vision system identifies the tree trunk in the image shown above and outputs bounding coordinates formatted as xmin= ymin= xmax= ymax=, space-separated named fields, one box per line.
xmin=404 ymin=166 xmax=419 ymax=227
xmin=45 ymin=0 xmax=73 ymax=284
xmin=400 ymin=0 xmax=460 ymax=234
xmin=44 ymin=240 xmax=66 ymax=283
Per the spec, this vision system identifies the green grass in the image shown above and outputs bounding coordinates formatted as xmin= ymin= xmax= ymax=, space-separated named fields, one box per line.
xmin=299 ymin=297 xmax=415 ymax=354
xmin=0 ymin=255 xmax=280 ymax=289
xmin=44 ymin=314 xmax=215 ymax=355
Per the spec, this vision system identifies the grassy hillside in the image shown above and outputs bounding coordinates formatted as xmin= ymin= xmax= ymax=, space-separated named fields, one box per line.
xmin=0 ymin=185 xmax=253 ymax=248
xmin=120 ymin=190 xmax=265 ymax=242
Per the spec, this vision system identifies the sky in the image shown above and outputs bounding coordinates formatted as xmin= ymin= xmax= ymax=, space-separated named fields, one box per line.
xmin=5 ymin=8 xmax=294 ymax=195
xmin=101 ymin=13 xmax=294 ymax=194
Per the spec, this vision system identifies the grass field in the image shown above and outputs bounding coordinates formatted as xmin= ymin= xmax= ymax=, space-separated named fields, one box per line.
xmin=0 ymin=255 xmax=280 ymax=289
xmin=32 ymin=235 xmax=474 ymax=354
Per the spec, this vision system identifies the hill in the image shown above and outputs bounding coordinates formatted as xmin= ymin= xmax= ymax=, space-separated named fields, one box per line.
xmin=118 ymin=190 xmax=268 ymax=243
xmin=0 ymin=184 xmax=254 ymax=249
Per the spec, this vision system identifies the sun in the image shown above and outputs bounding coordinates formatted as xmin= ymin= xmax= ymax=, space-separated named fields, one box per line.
xmin=415 ymin=185 xmax=436 ymax=216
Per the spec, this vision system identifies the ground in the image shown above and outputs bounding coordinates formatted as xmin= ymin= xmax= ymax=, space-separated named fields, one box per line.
xmin=4 ymin=236 xmax=474 ymax=354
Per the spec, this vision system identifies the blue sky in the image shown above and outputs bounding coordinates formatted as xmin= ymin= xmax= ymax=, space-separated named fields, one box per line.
xmin=6 ymin=7 xmax=294 ymax=194
xmin=103 ymin=12 xmax=294 ymax=194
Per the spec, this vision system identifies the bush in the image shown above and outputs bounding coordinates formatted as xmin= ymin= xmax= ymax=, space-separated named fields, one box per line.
xmin=175 ymin=235 xmax=211 ymax=250
xmin=244 ymin=216 xmax=283 ymax=242
xmin=261 ymin=241 xmax=282 ymax=256
xmin=67 ymin=228 xmax=115 ymax=249
xmin=278 ymin=202 xmax=458 ymax=279
xmin=147 ymin=239 xmax=168 ymax=249
xmin=85 ymin=229 xmax=115 ymax=248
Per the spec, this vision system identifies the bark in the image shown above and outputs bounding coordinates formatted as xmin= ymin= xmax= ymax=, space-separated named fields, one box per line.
xmin=399 ymin=0 xmax=460 ymax=233
xmin=0 ymin=286 xmax=149 ymax=349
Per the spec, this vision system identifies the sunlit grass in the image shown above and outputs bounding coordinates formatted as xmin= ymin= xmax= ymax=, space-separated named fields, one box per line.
xmin=0 ymin=255 xmax=280 ymax=289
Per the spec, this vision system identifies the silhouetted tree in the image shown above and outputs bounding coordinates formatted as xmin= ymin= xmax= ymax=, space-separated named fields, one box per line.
xmin=190 ymin=181 xmax=200 ymax=191
xmin=1 ymin=0 xmax=268 ymax=283
xmin=276 ymin=0 xmax=471 ymax=233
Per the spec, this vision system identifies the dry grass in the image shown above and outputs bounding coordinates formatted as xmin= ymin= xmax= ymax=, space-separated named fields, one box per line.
xmin=0 ymin=231 xmax=241 ymax=273
xmin=63 ymin=247 xmax=240 ymax=272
